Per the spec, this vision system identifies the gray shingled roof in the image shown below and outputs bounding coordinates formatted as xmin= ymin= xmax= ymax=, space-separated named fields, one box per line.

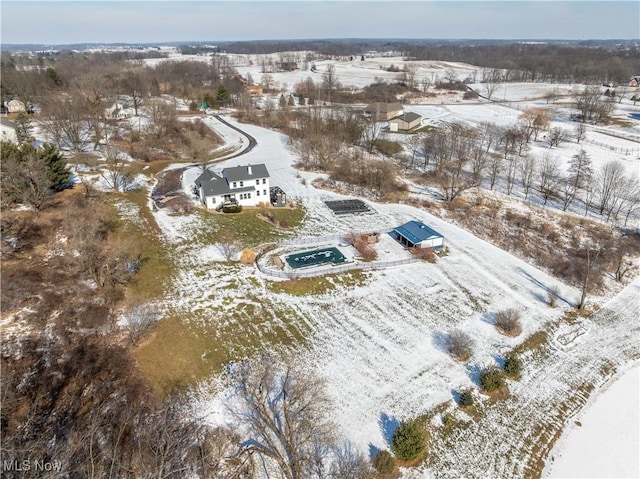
xmin=390 ymin=112 xmax=421 ymax=123
xmin=195 ymin=171 xmax=231 ymax=197
xmin=223 ymin=164 xmax=269 ymax=182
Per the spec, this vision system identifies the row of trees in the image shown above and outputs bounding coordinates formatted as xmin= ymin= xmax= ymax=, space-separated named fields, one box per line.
xmin=404 ymin=119 xmax=639 ymax=224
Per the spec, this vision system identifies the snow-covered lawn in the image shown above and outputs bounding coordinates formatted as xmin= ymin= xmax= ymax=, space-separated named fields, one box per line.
xmin=112 ymin=88 xmax=639 ymax=478
xmin=143 ymin=116 xmax=638 ymax=479
xmin=544 ymin=364 xmax=640 ymax=479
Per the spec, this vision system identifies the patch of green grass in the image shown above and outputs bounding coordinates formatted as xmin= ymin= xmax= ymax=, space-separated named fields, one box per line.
xmin=512 ymin=330 xmax=548 ymax=356
xmin=193 ymin=205 xmax=305 ymax=248
xmin=135 ymin=296 xmax=309 ymax=397
xmin=268 ymin=271 xmax=368 ymax=296
xmin=113 ymin=191 xmax=176 ymax=304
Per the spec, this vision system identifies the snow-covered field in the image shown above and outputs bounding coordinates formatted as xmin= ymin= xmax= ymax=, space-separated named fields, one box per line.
xmin=544 ymin=364 xmax=640 ymax=479
xmin=65 ymin=53 xmax=638 ymax=476
xmin=132 ymin=114 xmax=637 ymax=477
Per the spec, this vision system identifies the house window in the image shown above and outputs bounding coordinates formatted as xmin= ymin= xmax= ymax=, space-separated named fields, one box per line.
xmin=263 ymin=190 xmax=267 ymax=195
xmin=256 ymin=179 xmax=259 ymax=185
xmin=247 ymin=193 xmax=251 ymax=198
xmin=262 ymin=179 xmax=266 ymax=184
xmin=240 ymin=181 xmax=244 ymax=187
xmin=256 ymin=190 xmax=260 ymax=196
xmin=233 ymin=182 xmax=237 ymax=188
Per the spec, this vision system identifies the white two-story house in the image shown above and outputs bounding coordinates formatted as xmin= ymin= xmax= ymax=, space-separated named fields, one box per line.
xmin=195 ymin=163 xmax=271 ymax=209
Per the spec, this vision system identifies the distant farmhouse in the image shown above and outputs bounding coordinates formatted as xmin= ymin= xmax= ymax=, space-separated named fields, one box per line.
xmin=104 ymin=102 xmax=132 ymax=120
xmin=195 ymin=163 xmax=271 ymax=209
xmin=392 ymin=220 xmax=444 ymax=250
xmin=388 ymin=112 xmax=422 ymax=132
xmin=364 ymin=102 xmax=404 ymax=121
xmin=629 ymin=76 xmax=640 ymax=87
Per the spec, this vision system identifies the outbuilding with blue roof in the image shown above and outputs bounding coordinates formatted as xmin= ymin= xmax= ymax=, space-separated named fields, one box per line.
xmin=392 ymin=220 xmax=444 ymax=250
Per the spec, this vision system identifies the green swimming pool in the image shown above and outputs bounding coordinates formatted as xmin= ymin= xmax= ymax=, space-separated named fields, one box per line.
xmin=285 ymin=247 xmax=347 ymax=269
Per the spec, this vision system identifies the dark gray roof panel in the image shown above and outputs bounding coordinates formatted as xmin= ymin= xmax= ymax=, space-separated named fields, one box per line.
xmin=223 ymin=164 xmax=270 ymax=182
xmin=390 ymin=112 xmax=421 ymax=123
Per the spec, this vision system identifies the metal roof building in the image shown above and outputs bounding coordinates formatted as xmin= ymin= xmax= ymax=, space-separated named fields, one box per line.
xmin=392 ymin=220 xmax=444 ymax=249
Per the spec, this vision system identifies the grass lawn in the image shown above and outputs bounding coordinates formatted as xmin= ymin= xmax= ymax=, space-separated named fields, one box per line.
xmin=135 ymin=294 xmax=310 ymax=396
xmin=129 ymin=194 xmax=309 ymax=396
xmin=193 ymin=205 xmax=306 ymax=248
xmin=268 ymin=271 xmax=369 ymax=296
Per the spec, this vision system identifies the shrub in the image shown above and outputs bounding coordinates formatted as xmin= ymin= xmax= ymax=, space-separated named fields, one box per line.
xmin=372 ymin=450 xmax=397 ymax=476
xmin=447 ymin=330 xmax=474 ymax=362
xmin=222 ymin=204 xmax=243 ymax=214
xmin=503 ymin=354 xmax=523 ymax=379
xmin=373 ymin=139 xmax=403 ymax=156
xmin=495 ymin=309 xmax=522 ymax=337
xmin=547 ymin=285 xmax=560 ymax=307
xmin=391 ymin=419 xmax=426 ymax=462
xmin=479 ymin=366 xmax=506 ymax=392
xmin=458 ymin=390 xmax=474 ymax=407
xmin=463 ymin=90 xmax=479 ymax=100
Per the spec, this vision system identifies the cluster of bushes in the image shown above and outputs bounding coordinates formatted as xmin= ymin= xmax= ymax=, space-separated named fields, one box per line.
xmin=331 ymin=153 xmax=406 ymax=199
xmin=346 ymin=232 xmax=378 ymax=261
xmin=478 ymin=353 xmax=523 ymax=393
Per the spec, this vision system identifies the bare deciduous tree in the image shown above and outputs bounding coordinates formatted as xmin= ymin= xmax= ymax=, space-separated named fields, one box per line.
xmin=100 ymin=146 xmax=133 ymax=192
xmin=595 ymin=160 xmax=626 ymax=217
xmin=537 ymin=153 xmax=561 ymax=205
xmin=447 ymin=330 xmax=474 ymax=362
xmin=123 ymin=303 xmax=160 ymax=345
xmin=495 ymin=309 xmax=522 ymax=336
xmin=518 ymin=153 xmax=537 ymax=199
xmin=322 ymin=64 xmax=340 ymax=102
xmin=217 ymin=230 xmax=241 ymax=262
xmin=230 ymin=352 xmax=336 ymax=479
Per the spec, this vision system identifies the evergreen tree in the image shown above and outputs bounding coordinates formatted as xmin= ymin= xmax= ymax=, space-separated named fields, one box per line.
xmin=45 ymin=67 xmax=64 ymax=87
xmin=479 ymin=366 xmax=506 ymax=392
xmin=14 ymin=112 xmax=32 ymax=143
xmin=203 ymin=92 xmax=215 ymax=108
xmin=216 ymin=84 xmax=229 ymax=107
xmin=40 ymin=143 xmax=72 ymax=191
xmin=287 ymin=95 xmax=295 ymax=107
xmin=458 ymin=390 xmax=474 ymax=407
xmin=298 ymin=95 xmax=306 ymax=106
xmin=0 ymin=141 xmax=71 ymax=193
xmin=391 ymin=419 xmax=426 ymax=462
xmin=503 ymin=354 xmax=523 ymax=379
xmin=279 ymin=94 xmax=286 ymax=108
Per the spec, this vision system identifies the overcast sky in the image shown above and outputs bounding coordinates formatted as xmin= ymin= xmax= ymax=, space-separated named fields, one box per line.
xmin=1 ymin=1 xmax=638 ymax=45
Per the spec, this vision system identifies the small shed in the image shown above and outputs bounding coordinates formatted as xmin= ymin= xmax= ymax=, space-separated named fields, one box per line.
xmin=392 ymin=220 xmax=444 ymax=250
xmin=389 ymin=112 xmax=422 ymax=132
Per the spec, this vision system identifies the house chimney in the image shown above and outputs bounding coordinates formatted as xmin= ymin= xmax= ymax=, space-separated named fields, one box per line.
xmin=247 ymin=164 xmax=252 ymax=175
